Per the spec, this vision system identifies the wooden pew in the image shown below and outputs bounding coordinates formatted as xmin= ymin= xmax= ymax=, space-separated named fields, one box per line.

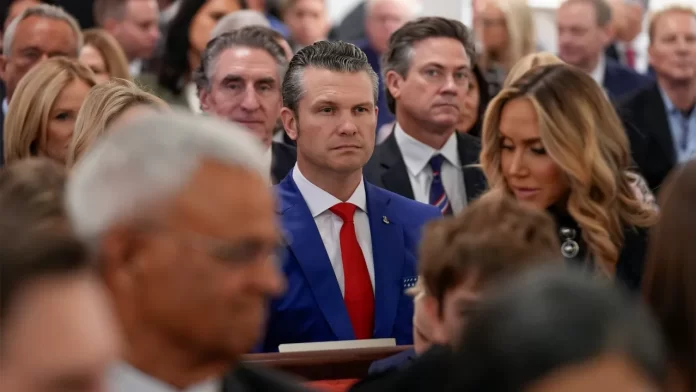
xmin=242 ymin=345 xmax=412 ymax=381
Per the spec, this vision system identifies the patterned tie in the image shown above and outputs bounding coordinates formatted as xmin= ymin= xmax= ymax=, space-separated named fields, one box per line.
xmin=679 ymin=114 xmax=691 ymax=160
xmin=329 ymin=203 xmax=374 ymax=339
xmin=429 ymin=154 xmax=453 ymax=216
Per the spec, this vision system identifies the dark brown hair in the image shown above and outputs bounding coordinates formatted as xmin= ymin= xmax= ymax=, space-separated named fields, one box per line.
xmin=643 ymin=160 xmax=696 ymax=391
xmin=419 ymin=191 xmax=561 ymax=316
xmin=381 ymin=16 xmax=475 ymax=114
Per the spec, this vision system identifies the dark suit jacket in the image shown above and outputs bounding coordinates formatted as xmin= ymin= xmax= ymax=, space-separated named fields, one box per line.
xmin=357 ymin=40 xmax=393 ymax=130
xmin=260 ymin=174 xmax=441 ymax=352
xmin=271 ymin=142 xmax=297 ymax=184
xmin=222 ymin=363 xmax=308 ymax=391
xmin=603 ymin=57 xmax=652 ymax=100
xmin=336 ymin=2 xmax=366 ymax=42
xmin=617 ymin=82 xmax=676 ymax=193
xmin=363 ymin=131 xmax=488 ymax=204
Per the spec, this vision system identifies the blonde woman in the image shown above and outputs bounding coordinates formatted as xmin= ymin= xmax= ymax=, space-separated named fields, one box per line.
xmin=4 ymin=57 xmax=96 ymax=166
xmin=67 ymin=79 xmax=168 ymax=167
xmin=480 ymin=64 xmax=657 ymax=292
xmin=478 ymin=0 xmax=536 ymax=94
xmin=79 ymin=28 xmax=131 ymax=84
xmin=503 ymin=52 xmax=563 ymax=88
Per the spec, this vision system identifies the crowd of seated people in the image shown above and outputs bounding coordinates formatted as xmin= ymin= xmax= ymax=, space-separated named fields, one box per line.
xmin=0 ymin=0 xmax=694 ymax=391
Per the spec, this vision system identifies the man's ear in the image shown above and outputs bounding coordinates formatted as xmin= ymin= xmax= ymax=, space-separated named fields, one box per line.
xmin=100 ymin=225 xmax=143 ymax=293
xmin=199 ymin=88 xmax=211 ymax=112
xmin=385 ymin=70 xmax=404 ymax=102
xmin=0 ymin=55 xmax=7 ymax=83
xmin=280 ymin=107 xmax=298 ymax=141
xmin=102 ymin=18 xmax=119 ymax=34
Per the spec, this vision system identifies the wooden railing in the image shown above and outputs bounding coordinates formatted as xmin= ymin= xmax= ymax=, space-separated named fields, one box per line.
xmin=242 ymin=345 xmax=412 ymax=381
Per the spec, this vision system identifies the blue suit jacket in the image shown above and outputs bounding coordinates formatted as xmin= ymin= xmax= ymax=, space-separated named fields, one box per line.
xmin=260 ymin=173 xmax=441 ymax=352
xmin=603 ymin=57 xmax=652 ymax=100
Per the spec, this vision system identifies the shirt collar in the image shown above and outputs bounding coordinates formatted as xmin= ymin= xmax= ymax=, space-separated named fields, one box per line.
xmin=2 ymin=98 xmax=8 ymax=115
xmin=393 ymin=123 xmax=460 ymax=177
xmin=292 ymin=164 xmax=367 ymax=218
xmin=109 ymin=362 xmax=221 ymax=392
xmin=589 ymin=54 xmax=606 ymax=85
xmin=658 ymin=86 xmax=680 ymax=115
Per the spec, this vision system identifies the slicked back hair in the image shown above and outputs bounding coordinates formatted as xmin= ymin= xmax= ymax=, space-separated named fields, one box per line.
xmin=281 ymin=40 xmax=379 ymax=114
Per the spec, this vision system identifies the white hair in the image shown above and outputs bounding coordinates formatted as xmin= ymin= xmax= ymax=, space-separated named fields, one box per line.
xmin=66 ymin=111 xmax=269 ymax=247
xmin=210 ymin=10 xmax=271 ymax=39
xmin=3 ymin=4 xmax=83 ymax=56
xmin=365 ymin=0 xmax=422 ymax=17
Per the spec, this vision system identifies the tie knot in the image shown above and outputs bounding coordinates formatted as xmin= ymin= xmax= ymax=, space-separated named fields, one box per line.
xmin=330 ymin=202 xmax=357 ymax=222
xmin=429 ymin=154 xmax=446 ymax=174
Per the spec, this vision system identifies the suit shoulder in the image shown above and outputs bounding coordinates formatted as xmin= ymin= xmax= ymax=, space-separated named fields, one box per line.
xmin=457 ymin=131 xmax=482 ymax=148
xmin=372 ymin=186 xmax=441 ymax=220
xmin=272 ymin=141 xmax=297 ymax=157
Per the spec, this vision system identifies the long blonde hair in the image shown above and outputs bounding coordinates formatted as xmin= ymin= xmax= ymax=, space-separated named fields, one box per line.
xmin=67 ymin=79 xmax=168 ymax=167
xmin=480 ymin=0 xmax=536 ymax=71
xmin=503 ymin=52 xmax=563 ymax=88
xmin=82 ymin=28 xmax=131 ymax=81
xmin=480 ymin=64 xmax=657 ymax=275
xmin=4 ymin=58 xmax=97 ymax=165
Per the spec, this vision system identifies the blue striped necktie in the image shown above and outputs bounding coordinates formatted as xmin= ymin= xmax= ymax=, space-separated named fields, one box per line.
xmin=429 ymin=154 xmax=453 ymax=216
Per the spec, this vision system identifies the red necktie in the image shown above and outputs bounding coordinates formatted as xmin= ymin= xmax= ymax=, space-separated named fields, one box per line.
xmin=330 ymin=202 xmax=374 ymax=339
xmin=625 ymin=45 xmax=636 ymax=69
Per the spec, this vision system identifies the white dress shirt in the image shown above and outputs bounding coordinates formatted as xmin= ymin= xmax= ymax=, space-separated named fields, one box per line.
xmin=292 ymin=165 xmax=375 ymax=296
xmin=184 ymin=82 xmax=202 ymax=114
xmin=129 ymin=59 xmax=143 ymax=78
xmin=589 ymin=54 xmax=606 ymax=86
xmin=109 ymin=362 xmax=220 ymax=392
xmin=2 ymin=98 xmax=8 ymax=115
xmin=394 ymin=124 xmax=467 ymax=213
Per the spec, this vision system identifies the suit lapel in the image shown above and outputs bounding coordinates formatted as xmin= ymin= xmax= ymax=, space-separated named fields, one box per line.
xmin=378 ymin=130 xmax=415 ymax=199
xmin=646 ymin=85 xmax=677 ymax=165
xmin=277 ymin=175 xmax=355 ymax=340
xmin=365 ymin=183 xmax=404 ymax=338
xmin=456 ymin=132 xmax=486 ymax=202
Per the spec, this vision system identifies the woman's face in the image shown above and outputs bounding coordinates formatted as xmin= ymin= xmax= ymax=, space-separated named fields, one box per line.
xmin=457 ymin=74 xmax=481 ymax=133
xmin=79 ymin=45 xmax=110 ymax=84
xmin=41 ymin=79 xmax=92 ymax=164
xmin=481 ymin=2 xmax=509 ymax=53
xmin=189 ymin=0 xmax=243 ymax=55
xmin=499 ymin=98 xmax=569 ymax=209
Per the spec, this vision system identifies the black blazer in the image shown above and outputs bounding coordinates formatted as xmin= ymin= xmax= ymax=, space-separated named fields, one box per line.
xmin=363 ymin=131 xmax=488 ymax=204
xmin=222 ymin=362 xmax=308 ymax=391
xmin=271 ymin=142 xmax=297 ymax=185
xmin=617 ymin=82 xmax=676 ymax=193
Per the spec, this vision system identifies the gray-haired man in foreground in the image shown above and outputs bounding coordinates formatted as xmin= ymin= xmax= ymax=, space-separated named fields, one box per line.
xmin=66 ymin=112 xmax=305 ymax=391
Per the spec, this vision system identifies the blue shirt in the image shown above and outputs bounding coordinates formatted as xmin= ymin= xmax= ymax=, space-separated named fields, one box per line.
xmin=660 ymin=88 xmax=696 ymax=163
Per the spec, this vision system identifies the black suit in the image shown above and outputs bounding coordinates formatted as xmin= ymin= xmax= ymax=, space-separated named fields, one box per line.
xmin=617 ymin=82 xmax=676 ymax=193
xmin=271 ymin=142 xmax=297 ymax=184
xmin=363 ymin=131 xmax=487 ymax=204
xmin=222 ymin=363 xmax=309 ymax=391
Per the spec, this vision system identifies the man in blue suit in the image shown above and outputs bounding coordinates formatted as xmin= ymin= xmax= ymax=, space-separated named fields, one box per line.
xmin=557 ymin=0 xmax=651 ymax=100
xmin=262 ymin=40 xmax=441 ymax=352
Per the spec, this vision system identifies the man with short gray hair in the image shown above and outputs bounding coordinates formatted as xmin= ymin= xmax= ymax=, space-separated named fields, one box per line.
xmin=260 ymin=40 xmax=441 ymax=351
xmin=0 ymin=4 xmax=82 ymax=164
xmin=66 ymin=112 xmax=303 ymax=391
xmin=195 ymin=26 xmax=296 ymax=183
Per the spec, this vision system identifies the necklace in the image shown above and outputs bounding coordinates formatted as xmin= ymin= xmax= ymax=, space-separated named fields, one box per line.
xmin=560 ymin=227 xmax=580 ymax=258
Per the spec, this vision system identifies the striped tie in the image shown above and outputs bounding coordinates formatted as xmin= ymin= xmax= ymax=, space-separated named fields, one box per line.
xmin=429 ymin=154 xmax=453 ymax=216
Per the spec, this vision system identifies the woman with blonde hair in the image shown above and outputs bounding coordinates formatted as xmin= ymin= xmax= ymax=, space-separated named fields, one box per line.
xmin=67 ymin=79 xmax=168 ymax=167
xmin=503 ymin=52 xmax=563 ymax=88
xmin=4 ymin=57 xmax=96 ymax=165
xmin=477 ymin=0 xmax=536 ymax=95
xmin=79 ymin=28 xmax=131 ymax=84
xmin=480 ymin=64 xmax=657 ymax=291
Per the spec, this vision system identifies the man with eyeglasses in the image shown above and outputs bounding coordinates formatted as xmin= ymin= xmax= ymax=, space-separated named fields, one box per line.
xmin=65 ymin=112 xmax=306 ymax=391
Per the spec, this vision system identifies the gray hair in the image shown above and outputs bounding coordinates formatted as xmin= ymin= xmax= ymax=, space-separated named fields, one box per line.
xmin=282 ymin=40 xmax=379 ymax=114
xmin=65 ymin=111 xmax=269 ymax=248
xmin=194 ymin=26 xmax=289 ymax=94
xmin=381 ymin=17 xmax=475 ymax=114
xmin=3 ymin=4 xmax=83 ymax=56
xmin=210 ymin=10 xmax=271 ymax=39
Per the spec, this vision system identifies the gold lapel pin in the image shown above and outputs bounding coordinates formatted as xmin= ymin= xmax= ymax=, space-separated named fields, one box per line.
xmin=383 ymin=216 xmax=390 ymax=224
